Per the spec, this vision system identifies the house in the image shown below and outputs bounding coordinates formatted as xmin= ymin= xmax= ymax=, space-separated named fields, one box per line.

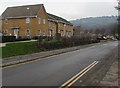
xmin=47 ymin=13 xmax=73 ymax=37
xmin=1 ymin=4 xmax=73 ymax=38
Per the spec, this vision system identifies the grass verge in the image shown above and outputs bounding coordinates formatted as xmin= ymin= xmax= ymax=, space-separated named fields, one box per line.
xmin=2 ymin=41 xmax=41 ymax=58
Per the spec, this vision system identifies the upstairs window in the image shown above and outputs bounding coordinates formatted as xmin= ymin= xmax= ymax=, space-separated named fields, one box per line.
xmin=38 ymin=18 xmax=41 ymax=24
xmin=43 ymin=19 xmax=46 ymax=24
xmin=4 ymin=19 xmax=8 ymax=24
xmin=26 ymin=18 xmax=30 ymax=23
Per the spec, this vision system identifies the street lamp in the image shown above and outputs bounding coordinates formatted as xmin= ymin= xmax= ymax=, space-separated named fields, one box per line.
xmin=26 ymin=7 xmax=31 ymax=38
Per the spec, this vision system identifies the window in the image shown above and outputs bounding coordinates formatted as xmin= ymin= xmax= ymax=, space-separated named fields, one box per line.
xmin=38 ymin=18 xmax=41 ymax=24
xmin=4 ymin=19 xmax=8 ymax=24
xmin=37 ymin=29 xmax=41 ymax=35
xmin=25 ymin=29 xmax=30 ymax=36
xmin=42 ymin=30 xmax=46 ymax=36
xmin=3 ymin=29 xmax=8 ymax=36
xmin=26 ymin=18 xmax=30 ymax=23
xmin=43 ymin=19 xmax=46 ymax=24
xmin=64 ymin=24 xmax=66 ymax=27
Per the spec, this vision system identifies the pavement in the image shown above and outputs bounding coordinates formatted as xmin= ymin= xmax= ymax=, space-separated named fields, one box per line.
xmin=0 ymin=40 xmax=37 ymax=47
xmin=1 ymin=41 xmax=118 ymax=86
xmin=0 ymin=43 xmax=6 ymax=47
xmin=72 ymin=45 xmax=118 ymax=87
xmin=99 ymin=59 xmax=118 ymax=86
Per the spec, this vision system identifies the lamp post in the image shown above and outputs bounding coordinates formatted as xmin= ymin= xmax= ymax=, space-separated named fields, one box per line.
xmin=116 ymin=0 xmax=120 ymax=39
xmin=26 ymin=7 xmax=31 ymax=38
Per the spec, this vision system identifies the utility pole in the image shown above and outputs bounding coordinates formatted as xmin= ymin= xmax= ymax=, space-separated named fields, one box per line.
xmin=115 ymin=0 xmax=120 ymax=39
xmin=118 ymin=0 xmax=120 ymax=39
xmin=117 ymin=0 xmax=120 ymax=23
xmin=27 ymin=7 xmax=31 ymax=38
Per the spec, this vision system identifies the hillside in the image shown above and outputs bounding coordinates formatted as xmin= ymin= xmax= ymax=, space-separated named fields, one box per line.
xmin=70 ymin=16 xmax=118 ymax=31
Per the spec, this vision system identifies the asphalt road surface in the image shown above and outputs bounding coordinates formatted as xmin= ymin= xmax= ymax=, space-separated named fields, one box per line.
xmin=2 ymin=41 xmax=118 ymax=86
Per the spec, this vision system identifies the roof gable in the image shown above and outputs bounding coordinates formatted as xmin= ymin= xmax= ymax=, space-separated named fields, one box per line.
xmin=47 ymin=13 xmax=72 ymax=25
xmin=2 ymin=4 xmax=43 ymax=19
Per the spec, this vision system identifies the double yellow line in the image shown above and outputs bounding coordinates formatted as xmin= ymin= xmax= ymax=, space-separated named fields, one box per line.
xmin=60 ymin=61 xmax=99 ymax=88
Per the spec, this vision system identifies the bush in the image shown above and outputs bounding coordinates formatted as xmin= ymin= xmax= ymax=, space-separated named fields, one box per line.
xmin=32 ymin=36 xmax=39 ymax=40
xmin=37 ymin=37 xmax=100 ymax=51
xmin=15 ymin=36 xmax=31 ymax=41
xmin=0 ymin=36 xmax=16 ymax=43
xmin=37 ymin=36 xmax=53 ymax=43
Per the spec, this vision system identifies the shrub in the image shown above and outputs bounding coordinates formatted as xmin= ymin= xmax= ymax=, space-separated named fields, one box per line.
xmin=1 ymin=36 xmax=16 ymax=43
xmin=37 ymin=37 xmax=100 ymax=50
xmin=15 ymin=36 xmax=31 ymax=41
xmin=32 ymin=36 xmax=39 ymax=40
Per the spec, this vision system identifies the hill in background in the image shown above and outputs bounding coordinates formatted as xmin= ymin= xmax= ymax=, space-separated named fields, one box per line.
xmin=70 ymin=16 xmax=118 ymax=35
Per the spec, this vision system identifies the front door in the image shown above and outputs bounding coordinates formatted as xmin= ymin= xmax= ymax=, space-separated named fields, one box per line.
xmin=14 ymin=29 xmax=19 ymax=38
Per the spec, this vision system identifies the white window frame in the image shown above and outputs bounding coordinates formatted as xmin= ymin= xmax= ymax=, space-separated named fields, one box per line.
xmin=64 ymin=24 xmax=66 ymax=27
xmin=42 ymin=30 xmax=46 ymax=36
xmin=25 ymin=29 xmax=30 ymax=36
xmin=37 ymin=29 xmax=41 ymax=35
xmin=43 ymin=19 xmax=46 ymax=24
xmin=26 ymin=18 xmax=30 ymax=23
xmin=38 ymin=18 xmax=41 ymax=24
xmin=4 ymin=19 xmax=8 ymax=24
xmin=3 ymin=29 xmax=8 ymax=35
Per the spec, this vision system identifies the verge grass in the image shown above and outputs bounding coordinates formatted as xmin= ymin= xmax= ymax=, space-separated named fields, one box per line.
xmin=2 ymin=41 xmax=41 ymax=58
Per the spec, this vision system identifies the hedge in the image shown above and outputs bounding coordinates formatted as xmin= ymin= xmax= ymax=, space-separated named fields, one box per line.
xmin=0 ymin=36 xmax=16 ymax=43
xmin=37 ymin=38 xmax=100 ymax=50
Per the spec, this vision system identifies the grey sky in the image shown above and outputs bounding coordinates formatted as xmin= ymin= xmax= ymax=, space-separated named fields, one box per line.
xmin=0 ymin=0 xmax=118 ymax=21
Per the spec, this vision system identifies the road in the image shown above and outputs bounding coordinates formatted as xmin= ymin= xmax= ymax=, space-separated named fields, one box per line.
xmin=2 ymin=41 xmax=118 ymax=86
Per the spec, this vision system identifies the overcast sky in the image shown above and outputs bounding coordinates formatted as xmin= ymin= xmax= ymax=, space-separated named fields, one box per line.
xmin=0 ymin=0 xmax=118 ymax=20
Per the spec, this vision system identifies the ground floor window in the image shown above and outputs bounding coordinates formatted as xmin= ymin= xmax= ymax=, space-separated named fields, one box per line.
xmin=42 ymin=30 xmax=46 ymax=36
xmin=2 ymin=29 xmax=8 ymax=36
xmin=49 ymin=29 xmax=53 ymax=37
xmin=25 ymin=29 xmax=30 ymax=36
xmin=37 ymin=29 xmax=41 ymax=36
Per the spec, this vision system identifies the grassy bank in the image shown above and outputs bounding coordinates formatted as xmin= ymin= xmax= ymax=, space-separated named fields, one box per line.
xmin=2 ymin=41 xmax=41 ymax=58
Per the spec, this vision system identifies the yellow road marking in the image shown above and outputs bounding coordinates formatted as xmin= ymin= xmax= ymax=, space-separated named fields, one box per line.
xmin=59 ymin=61 xmax=99 ymax=88
xmin=66 ymin=61 xmax=99 ymax=87
xmin=60 ymin=61 xmax=97 ymax=87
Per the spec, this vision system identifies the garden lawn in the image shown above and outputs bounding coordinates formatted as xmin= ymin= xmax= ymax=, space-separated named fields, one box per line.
xmin=2 ymin=41 xmax=41 ymax=58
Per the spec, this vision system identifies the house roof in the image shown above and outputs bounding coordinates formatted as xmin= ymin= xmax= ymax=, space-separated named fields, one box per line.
xmin=47 ymin=13 xmax=72 ymax=25
xmin=1 ymin=4 xmax=72 ymax=25
xmin=2 ymin=4 xmax=43 ymax=19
